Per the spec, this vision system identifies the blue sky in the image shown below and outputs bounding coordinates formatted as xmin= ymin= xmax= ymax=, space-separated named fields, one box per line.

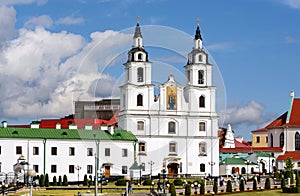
xmin=0 ymin=0 xmax=300 ymax=140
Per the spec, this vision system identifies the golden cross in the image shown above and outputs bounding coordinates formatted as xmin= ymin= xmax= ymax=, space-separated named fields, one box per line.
xmin=197 ymin=17 xmax=200 ymax=26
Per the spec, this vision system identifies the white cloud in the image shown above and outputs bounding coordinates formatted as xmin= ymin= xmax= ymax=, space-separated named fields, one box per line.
xmin=281 ymin=0 xmax=300 ymax=9
xmin=0 ymin=25 xmax=132 ymax=120
xmin=24 ymin=15 xmax=53 ymax=29
xmin=55 ymin=16 xmax=85 ymax=26
xmin=222 ymin=101 xmax=276 ymax=129
xmin=285 ymin=36 xmax=298 ymax=44
xmin=206 ymin=42 xmax=234 ymax=51
xmin=0 ymin=6 xmax=16 ymax=45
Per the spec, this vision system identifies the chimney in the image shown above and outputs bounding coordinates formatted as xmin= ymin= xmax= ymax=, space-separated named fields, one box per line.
xmin=290 ymin=90 xmax=295 ymax=99
xmin=287 ymin=90 xmax=295 ymax=123
xmin=69 ymin=124 xmax=77 ymax=129
xmin=30 ymin=122 xmax=40 ymax=128
xmin=108 ymin=126 xmax=114 ymax=135
xmin=56 ymin=123 xmax=61 ymax=129
xmin=2 ymin=121 xmax=7 ymax=128
xmin=100 ymin=124 xmax=108 ymax=131
xmin=85 ymin=124 xmax=93 ymax=130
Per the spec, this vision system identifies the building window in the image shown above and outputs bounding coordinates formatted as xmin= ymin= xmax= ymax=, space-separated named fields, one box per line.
xmin=122 ymin=166 xmax=128 ymax=174
xmin=51 ymin=165 xmax=57 ymax=173
xmin=16 ymin=146 xmax=22 ymax=155
xmin=87 ymin=165 xmax=93 ymax=174
xmin=137 ymin=121 xmax=144 ymax=131
xmin=137 ymin=67 xmax=144 ymax=82
xmin=256 ymin=136 xmax=260 ymax=143
xmin=122 ymin=149 xmax=128 ymax=157
xmin=199 ymin=96 xmax=205 ymax=108
xmin=138 ymin=53 xmax=143 ymax=61
xmin=266 ymin=136 xmax=268 ymax=143
xmin=87 ymin=148 xmax=93 ymax=156
xmin=270 ymin=133 xmax=273 ymax=147
xmin=168 ymin=121 xmax=176 ymax=134
xmin=69 ymin=165 xmax=75 ymax=173
xmin=33 ymin=147 xmax=39 ymax=155
xmin=280 ymin=132 xmax=284 ymax=147
xmin=169 ymin=142 xmax=177 ymax=154
xmin=105 ymin=148 xmax=110 ymax=156
xmin=198 ymin=70 xmax=204 ymax=84
xmin=200 ymin=164 xmax=205 ymax=172
xmin=137 ymin=94 xmax=143 ymax=106
xmin=139 ymin=142 xmax=146 ymax=154
xmin=199 ymin=142 xmax=206 ymax=155
xmin=0 ymin=146 xmax=1 ymax=155
xmin=33 ymin=165 xmax=39 ymax=173
xmin=295 ymin=132 xmax=300 ymax=151
xmin=69 ymin=147 xmax=75 ymax=156
xmin=198 ymin=55 xmax=203 ymax=62
xmin=199 ymin=122 xmax=205 ymax=132
xmin=187 ymin=70 xmax=190 ymax=82
xmin=51 ymin=147 xmax=57 ymax=156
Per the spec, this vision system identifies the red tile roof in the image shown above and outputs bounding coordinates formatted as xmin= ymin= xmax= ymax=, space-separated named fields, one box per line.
xmin=251 ymin=128 xmax=267 ymax=133
xmin=220 ymin=147 xmax=283 ymax=153
xmin=107 ymin=109 xmax=119 ymax=126
xmin=285 ymin=98 xmax=300 ymax=126
xmin=234 ymin=139 xmax=251 ymax=148
xmin=277 ymin=151 xmax=300 ymax=161
xmin=39 ymin=118 xmax=108 ymax=129
xmin=251 ymin=112 xmax=287 ymax=133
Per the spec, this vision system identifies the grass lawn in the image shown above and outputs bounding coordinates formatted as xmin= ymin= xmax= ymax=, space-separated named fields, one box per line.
xmin=221 ymin=189 xmax=299 ymax=196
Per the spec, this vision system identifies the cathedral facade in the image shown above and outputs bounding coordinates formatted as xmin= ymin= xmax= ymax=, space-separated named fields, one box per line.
xmin=118 ymin=22 xmax=219 ymax=177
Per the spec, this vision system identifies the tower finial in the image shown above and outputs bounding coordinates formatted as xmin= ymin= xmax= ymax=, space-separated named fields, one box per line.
xmin=195 ymin=18 xmax=202 ymax=40
xmin=197 ymin=17 xmax=200 ymax=27
xmin=136 ymin=15 xmax=141 ymax=24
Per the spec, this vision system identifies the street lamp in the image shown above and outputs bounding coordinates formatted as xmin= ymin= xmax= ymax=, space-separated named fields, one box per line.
xmin=208 ymin=161 xmax=215 ymax=178
xmin=191 ymin=182 xmax=201 ymax=195
xmin=148 ymin=161 xmax=154 ymax=179
xmin=93 ymin=133 xmax=99 ymax=196
xmin=99 ymin=169 xmax=103 ymax=193
xmin=27 ymin=169 xmax=36 ymax=196
xmin=75 ymin=165 xmax=82 ymax=186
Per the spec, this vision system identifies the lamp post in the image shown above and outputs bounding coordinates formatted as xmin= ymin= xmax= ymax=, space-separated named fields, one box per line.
xmin=191 ymin=182 xmax=200 ymax=195
xmin=93 ymin=133 xmax=99 ymax=196
xmin=208 ymin=161 xmax=215 ymax=178
xmin=27 ymin=169 xmax=36 ymax=196
xmin=99 ymin=169 xmax=103 ymax=193
xmin=75 ymin=165 xmax=82 ymax=186
xmin=148 ymin=161 xmax=154 ymax=179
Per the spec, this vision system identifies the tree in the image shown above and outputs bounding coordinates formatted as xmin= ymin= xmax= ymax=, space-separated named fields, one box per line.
xmin=253 ymin=179 xmax=257 ymax=191
xmin=39 ymin=175 xmax=45 ymax=187
xmin=63 ymin=175 xmax=68 ymax=186
xmin=285 ymin=157 xmax=294 ymax=171
xmin=213 ymin=180 xmax=218 ymax=194
xmin=83 ymin=174 xmax=88 ymax=186
xmin=185 ymin=184 xmax=191 ymax=195
xmin=239 ymin=179 xmax=245 ymax=192
xmin=45 ymin=173 xmax=50 ymax=187
xmin=265 ymin=178 xmax=271 ymax=189
xmin=169 ymin=182 xmax=176 ymax=196
xmin=58 ymin=176 xmax=62 ymax=186
xmin=226 ymin=180 xmax=232 ymax=192
xmin=53 ymin=176 xmax=57 ymax=186
xmin=281 ymin=178 xmax=286 ymax=189
xmin=200 ymin=180 xmax=205 ymax=195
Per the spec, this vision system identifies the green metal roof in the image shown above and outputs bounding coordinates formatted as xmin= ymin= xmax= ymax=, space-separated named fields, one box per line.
xmin=0 ymin=127 xmax=137 ymax=142
xmin=255 ymin=152 xmax=274 ymax=158
xmin=221 ymin=157 xmax=257 ymax=166
xmin=130 ymin=161 xmax=140 ymax=170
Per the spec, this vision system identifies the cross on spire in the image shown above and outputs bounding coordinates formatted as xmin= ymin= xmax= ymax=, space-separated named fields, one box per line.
xmin=197 ymin=17 xmax=200 ymax=27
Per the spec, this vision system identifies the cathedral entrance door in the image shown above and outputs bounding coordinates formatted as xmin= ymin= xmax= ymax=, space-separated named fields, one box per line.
xmin=167 ymin=163 xmax=179 ymax=178
xmin=104 ymin=166 xmax=110 ymax=178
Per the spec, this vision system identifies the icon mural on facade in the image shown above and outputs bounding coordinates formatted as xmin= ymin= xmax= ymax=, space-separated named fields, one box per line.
xmin=166 ymin=85 xmax=177 ymax=110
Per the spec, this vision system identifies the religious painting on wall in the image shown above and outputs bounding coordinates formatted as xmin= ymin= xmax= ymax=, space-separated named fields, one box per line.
xmin=166 ymin=84 xmax=177 ymax=110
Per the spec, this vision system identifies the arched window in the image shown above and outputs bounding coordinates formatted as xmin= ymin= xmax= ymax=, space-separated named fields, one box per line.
xmin=137 ymin=67 xmax=143 ymax=82
xmin=199 ymin=142 xmax=206 ymax=155
xmin=137 ymin=121 xmax=144 ymax=131
xmin=280 ymin=132 xmax=284 ymax=148
xmin=137 ymin=94 xmax=143 ymax=106
xmin=138 ymin=142 xmax=146 ymax=154
xmin=198 ymin=70 xmax=204 ymax=84
xmin=199 ymin=96 xmax=205 ymax=108
xmin=295 ymin=132 xmax=300 ymax=151
xmin=169 ymin=142 xmax=177 ymax=154
xmin=138 ymin=53 xmax=143 ymax=60
xmin=168 ymin=121 xmax=176 ymax=134
xmin=199 ymin=55 xmax=203 ymax=62
xmin=187 ymin=70 xmax=190 ymax=82
xmin=270 ymin=133 xmax=273 ymax=147
xmin=199 ymin=122 xmax=206 ymax=132
xmin=200 ymin=164 xmax=205 ymax=172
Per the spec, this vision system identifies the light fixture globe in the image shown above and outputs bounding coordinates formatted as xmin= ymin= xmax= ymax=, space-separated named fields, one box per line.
xmin=27 ymin=169 xmax=37 ymax=177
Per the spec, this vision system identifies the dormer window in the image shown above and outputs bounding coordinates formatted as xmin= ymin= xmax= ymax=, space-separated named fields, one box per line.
xmin=138 ymin=53 xmax=143 ymax=61
xmin=198 ymin=55 xmax=203 ymax=62
xmin=137 ymin=67 xmax=144 ymax=82
xmin=198 ymin=70 xmax=204 ymax=84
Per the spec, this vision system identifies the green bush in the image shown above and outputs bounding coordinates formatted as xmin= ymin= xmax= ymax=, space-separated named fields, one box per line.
xmin=296 ymin=172 xmax=300 ymax=187
xmin=239 ymin=179 xmax=245 ymax=191
xmin=281 ymin=178 xmax=286 ymax=189
xmin=58 ymin=176 xmax=62 ymax=186
xmin=200 ymin=180 xmax=205 ymax=195
xmin=226 ymin=180 xmax=232 ymax=192
xmin=282 ymin=186 xmax=300 ymax=193
xmin=274 ymin=172 xmax=281 ymax=179
xmin=185 ymin=184 xmax=191 ymax=195
xmin=285 ymin=170 xmax=294 ymax=183
xmin=169 ymin=183 xmax=176 ymax=196
xmin=253 ymin=179 xmax=257 ymax=191
xmin=89 ymin=175 xmax=94 ymax=186
xmin=52 ymin=176 xmax=57 ymax=186
xmin=83 ymin=174 xmax=88 ymax=186
xmin=173 ymin=179 xmax=183 ymax=186
xmin=62 ymin=175 xmax=68 ymax=186
xmin=45 ymin=174 xmax=50 ymax=187
xmin=39 ymin=175 xmax=45 ymax=187
xmin=213 ymin=180 xmax=218 ymax=193
xmin=142 ymin=179 xmax=152 ymax=186
xmin=115 ymin=179 xmax=126 ymax=186
xmin=265 ymin=178 xmax=271 ymax=189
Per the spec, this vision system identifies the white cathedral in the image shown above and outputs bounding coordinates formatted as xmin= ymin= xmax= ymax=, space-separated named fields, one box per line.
xmin=118 ymin=22 xmax=219 ymax=177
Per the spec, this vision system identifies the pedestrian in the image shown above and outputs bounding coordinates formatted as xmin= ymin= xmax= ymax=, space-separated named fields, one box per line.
xmin=128 ymin=182 xmax=133 ymax=193
xmin=157 ymin=180 xmax=161 ymax=192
